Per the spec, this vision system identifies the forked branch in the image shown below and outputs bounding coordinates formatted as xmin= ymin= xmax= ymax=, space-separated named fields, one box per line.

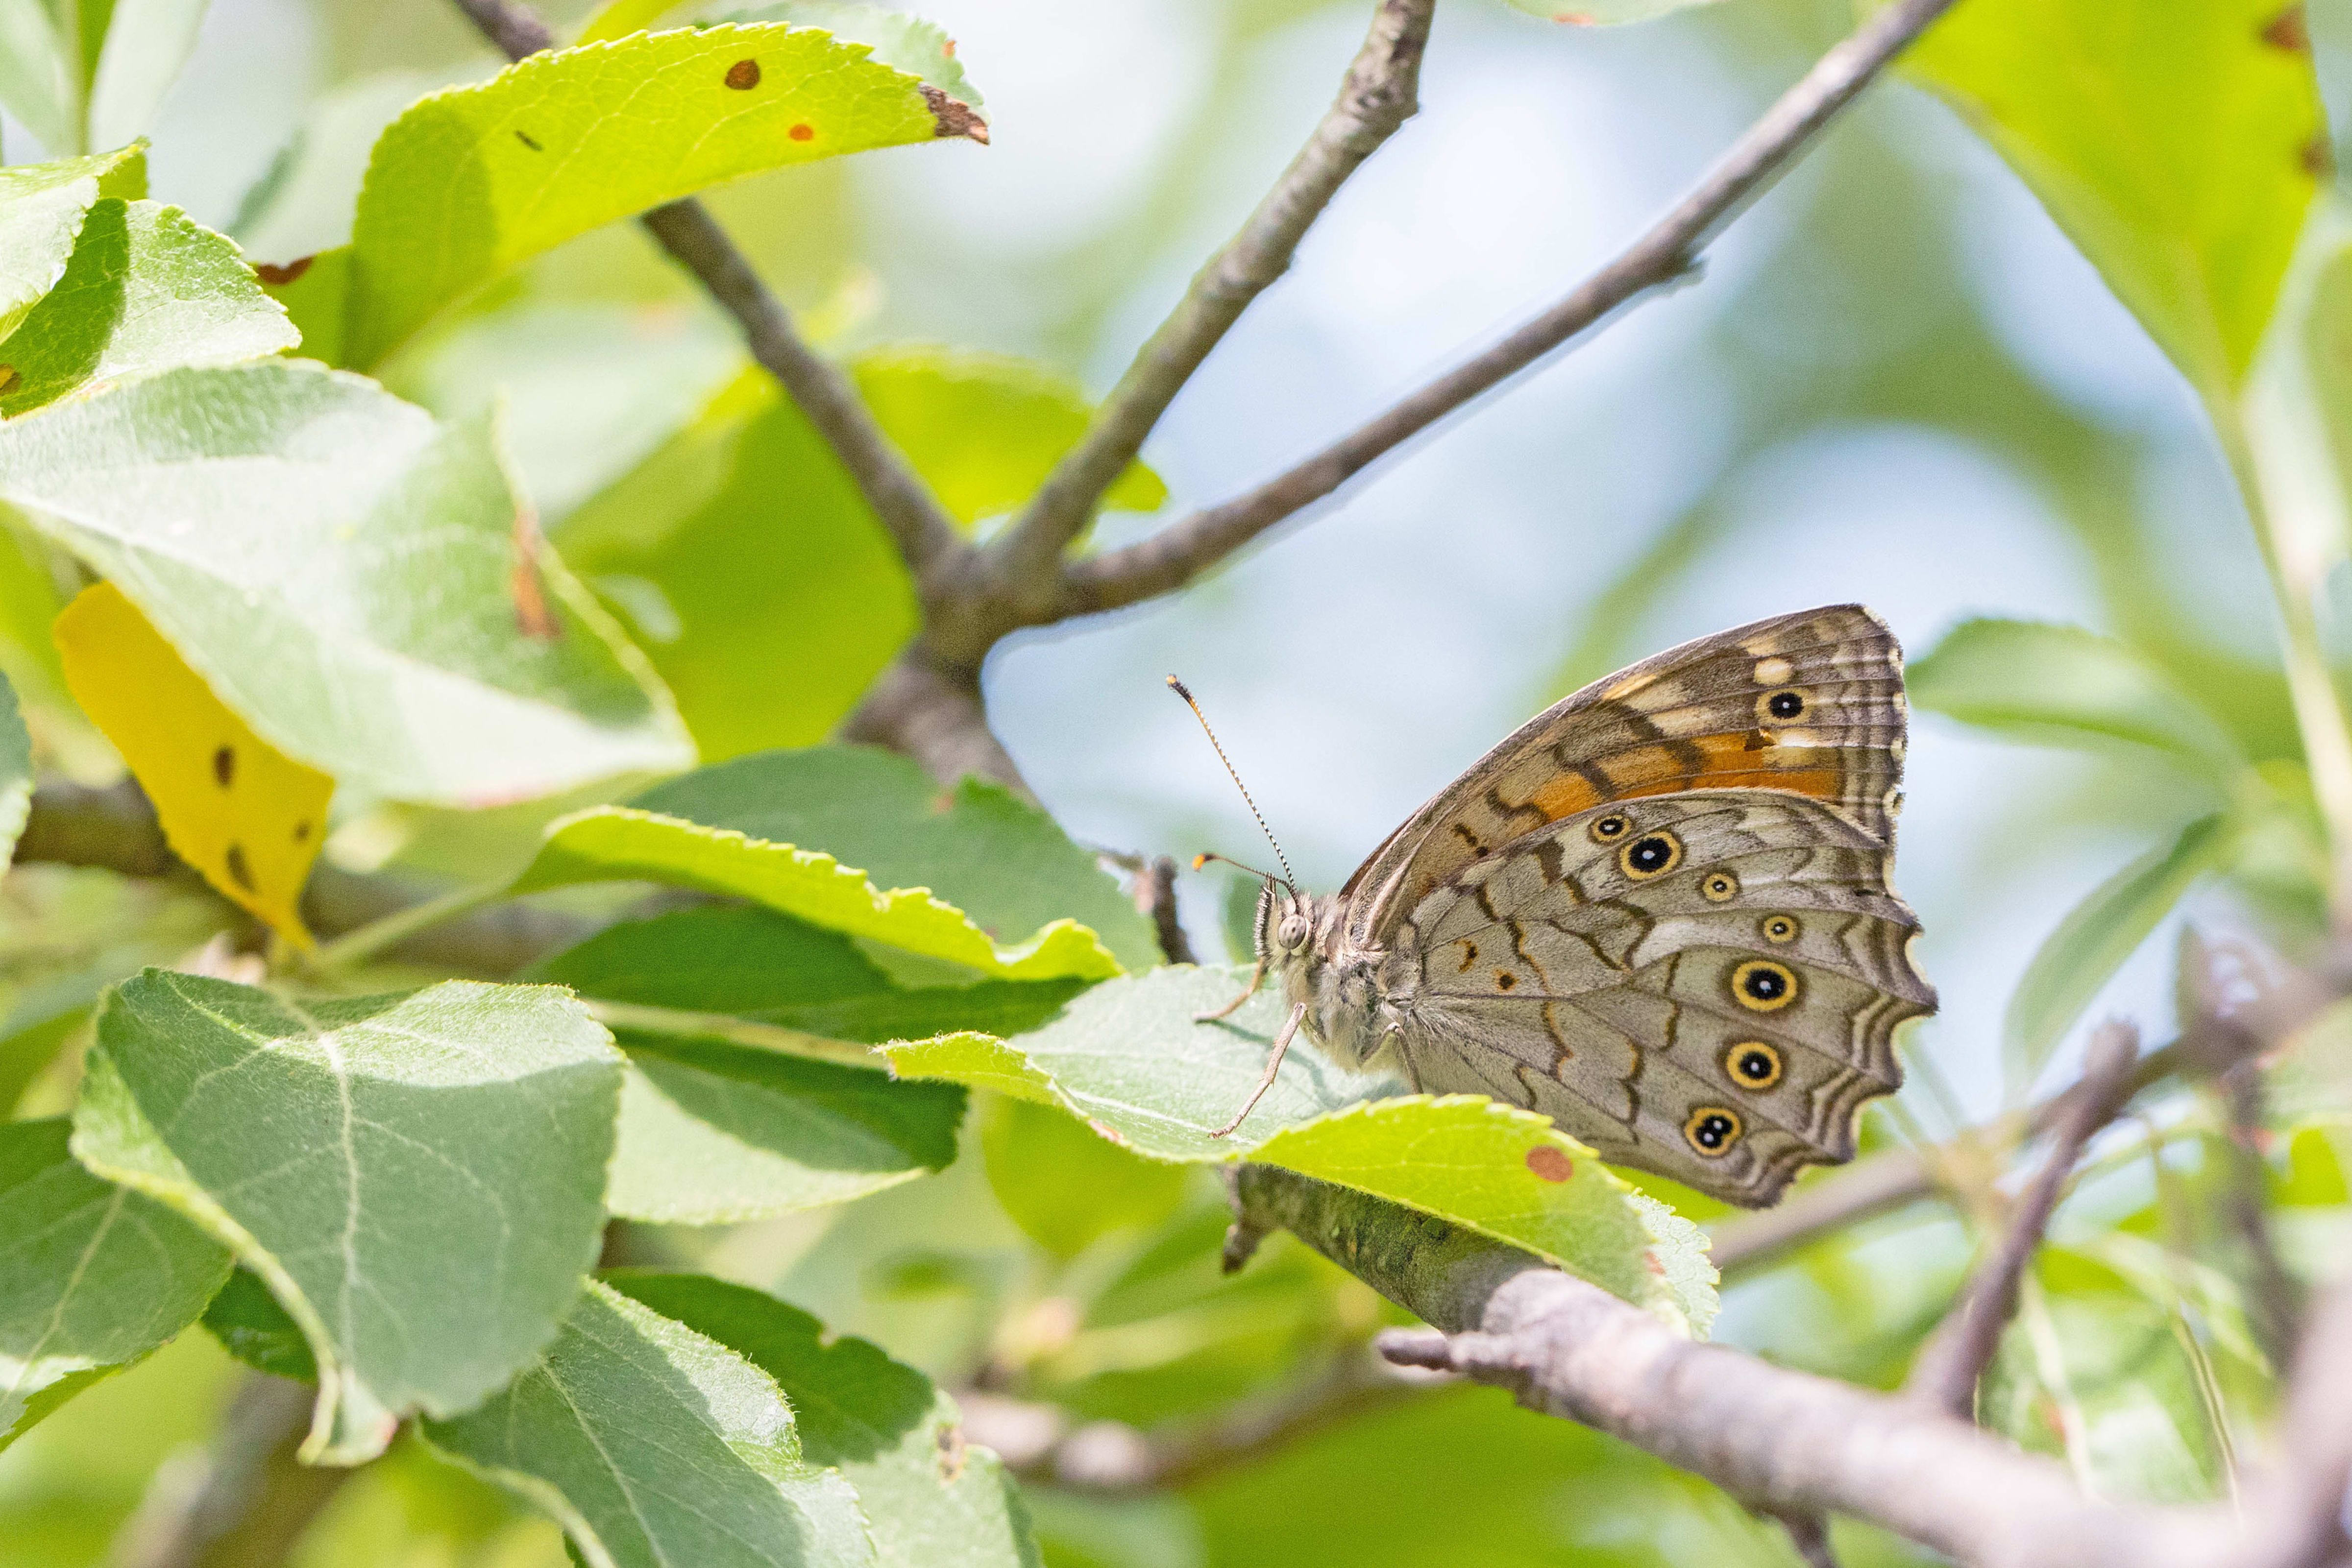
xmin=1053 ymin=0 xmax=1964 ymax=618
xmin=990 ymin=0 xmax=1436 ymax=592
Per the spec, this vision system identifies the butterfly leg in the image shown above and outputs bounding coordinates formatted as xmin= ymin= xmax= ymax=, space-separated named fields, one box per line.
xmin=1210 ymin=1000 xmax=1306 ymax=1138
xmin=1195 ymin=957 xmax=1266 ymax=1023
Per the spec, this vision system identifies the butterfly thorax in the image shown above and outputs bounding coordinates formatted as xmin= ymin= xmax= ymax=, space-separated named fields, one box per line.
xmin=1256 ymin=887 xmax=1403 ymax=1071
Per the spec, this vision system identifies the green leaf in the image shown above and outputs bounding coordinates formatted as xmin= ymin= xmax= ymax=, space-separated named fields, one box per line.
xmin=0 ymin=358 xmax=694 ymax=804
xmin=0 ymin=147 xmax=140 ymax=342
xmin=2004 ymin=813 xmax=2237 ymax=1094
xmin=2246 ymin=197 xmax=2352 ymax=592
xmin=81 ymin=0 xmax=213 ymax=152
xmin=0 ymin=198 xmax=294 ymax=417
xmin=533 ymin=904 xmax=1084 ymax=1042
xmin=980 ymin=1095 xmax=1190 ymax=1260
xmin=603 ymin=1272 xmax=1042 ymax=1568
xmin=609 ymin=1034 xmax=965 ymax=1223
xmin=420 ymin=1278 xmax=877 ymax=1568
xmin=517 ymin=747 xmax=1158 ymax=978
xmin=710 ymin=4 xmax=980 ymax=107
xmin=68 ymin=970 xmax=622 ymax=1464
xmin=850 ymin=345 xmax=1163 ymax=525
xmin=1904 ymin=0 xmax=2322 ymax=395
xmin=0 ymin=1116 xmax=230 ymax=1449
xmin=0 ymin=6 xmax=76 ymax=165
xmin=884 ymin=965 xmax=1716 ymax=1333
xmin=199 ymin=1264 xmax=316 ymax=1383
xmin=340 ymin=23 xmax=987 ymax=367
xmin=1908 ymin=619 xmax=2245 ymax=776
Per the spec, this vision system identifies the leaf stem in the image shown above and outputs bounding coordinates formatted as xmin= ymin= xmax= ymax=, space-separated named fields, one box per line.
xmin=306 ymin=882 xmax=509 ymax=972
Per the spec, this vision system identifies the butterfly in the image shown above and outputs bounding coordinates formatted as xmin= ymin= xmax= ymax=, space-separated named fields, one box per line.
xmin=1183 ymin=603 xmax=1934 ymax=1208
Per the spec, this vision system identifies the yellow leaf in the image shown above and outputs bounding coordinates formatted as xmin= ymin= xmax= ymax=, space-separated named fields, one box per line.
xmin=55 ymin=583 xmax=333 ymax=946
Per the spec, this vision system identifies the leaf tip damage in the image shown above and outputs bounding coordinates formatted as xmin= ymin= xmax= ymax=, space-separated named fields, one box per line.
xmin=252 ymin=255 xmax=313 ymax=286
xmin=923 ymin=85 xmax=989 ymax=144
xmin=2261 ymin=4 xmax=2308 ymax=52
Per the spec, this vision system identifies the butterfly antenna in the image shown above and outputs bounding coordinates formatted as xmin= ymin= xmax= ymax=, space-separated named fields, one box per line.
xmin=1167 ymin=676 xmax=1297 ymax=895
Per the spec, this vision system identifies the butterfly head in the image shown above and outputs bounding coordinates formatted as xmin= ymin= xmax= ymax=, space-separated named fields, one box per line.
xmin=1254 ymin=879 xmax=1319 ymax=963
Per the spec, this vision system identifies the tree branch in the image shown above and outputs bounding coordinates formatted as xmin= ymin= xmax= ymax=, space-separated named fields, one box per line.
xmin=1055 ymin=0 xmax=1961 ymax=616
xmin=1905 ymin=1022 xmax=2141 ymax=1420
xmin=445 ymin=0 xmax=968 ymax=587
xmin=107 ymin=1373 xmax=347 ymax=1568
xmin=835 ymin=650 xmax=1032 ymax=793
xmin=989 ymin=0 xmax=1435 ymax=594
xmin=1224 ymin=1162 xmax=2348 ymax=1568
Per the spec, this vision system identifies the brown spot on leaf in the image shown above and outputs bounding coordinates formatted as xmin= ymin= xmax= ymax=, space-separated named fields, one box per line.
xmin=511 ymin=505 xmax=560 ymax=640
xmin=922 ymin=84 xmax=989 ymax=143
xmin=213 ymin=745 xmax=235 ymax=788
xmin=1087 ymin=1117 xmax=1128 ymax=1146
xmin=936 ymin=1423 xmax=968 ymax=1481
xmin=253 ymin=256 xmax=312 ymax=286
xmin=1643 ymin=1250 xmax=1665 ymax=1276
xmin=930 ymin=790 xmax=956 ymax=816
xmin=224 ymin=843 xmax=255 ymax=893
xmin=1525 ymin=1145 xmax=1573 ymax=1182
xmin=943 ymin=37 xmax=956 ymax=56
xmin=293 ymin=820 xmax=311 ymax=842
xmin=1553 ymin=10 xmax=1595 ymax=22
xmin=2264 ymin=4 xmax=2309 ymax=49
xmin=2305 ymin=133 xmax=2334 ymax=179
xmin=788 ymin=122 xmax=814 ymax=142
xmin=725 ymin=58 xmax=761 ymax=89
xmin=514 ymin=129 xmax=542 ymax=150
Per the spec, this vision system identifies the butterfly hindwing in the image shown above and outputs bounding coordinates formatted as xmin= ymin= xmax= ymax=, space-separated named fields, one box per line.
xmin=1391 ymin=788 xmax=1932 ymax=1206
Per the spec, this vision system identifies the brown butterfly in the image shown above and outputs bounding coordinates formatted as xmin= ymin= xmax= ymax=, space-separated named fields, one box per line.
xmin=1185 ymin=603 xmax=1934 ymax=1207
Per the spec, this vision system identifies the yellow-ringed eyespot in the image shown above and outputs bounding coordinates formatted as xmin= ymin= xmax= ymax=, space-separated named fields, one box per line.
xmin=1700 ymin=870 xmax=1739 ymax=903
xmin=1731 ymin=958 xmax=1798 ymax=1012
xmin=1589 ymin=812 xmax=1631 ymax=843
xmin=1757 ymin=688 xmax=1807 ymax=724
xmin=1724 ymin=1041 xmax=1783 ymax=1091
xmin=1684 ymin=1106 xmax=1743 ymax=1157
xmin=1618 ymin=829 xmax=1683 ymax=880
xmin=1760 ymin=913 xmax=1799 ymax=943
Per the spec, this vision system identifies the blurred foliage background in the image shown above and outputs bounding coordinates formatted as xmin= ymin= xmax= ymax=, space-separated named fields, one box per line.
xmin=6 ymin=0 xmax=2352 ymax=1562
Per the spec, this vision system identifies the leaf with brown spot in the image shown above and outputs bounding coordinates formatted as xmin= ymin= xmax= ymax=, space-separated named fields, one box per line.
xmin=252 ymin=255 xmax=313 ymax=286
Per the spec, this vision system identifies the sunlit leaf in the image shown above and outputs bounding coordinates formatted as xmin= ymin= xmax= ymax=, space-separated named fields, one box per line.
xmin=0 ymin=359 xmax=694 ymax=804
xmin=56 ymin=582 xmax=334 ymax=945
xmin=81 ymin=0 xmax=212 ymax=152
xmin=420 ymin=1279 xmax=877 ymax=1568
xmin=604 ymin=1271 xmax=1042 ymax=1568
xmin=0 ymin=146 xmax=141 ymax=342
xmin=334 ymin=23 xmax=987 ymax=367
xmin=1905 ymin=0 xmax=2321 ymax=396
xmin=0 ymin=1116 xmax=229 ymax=1449
xmin=885 ymin=965 xmax=1716 ymax=1333
xmin=70 ymin=970 xmax=621 ymax=1464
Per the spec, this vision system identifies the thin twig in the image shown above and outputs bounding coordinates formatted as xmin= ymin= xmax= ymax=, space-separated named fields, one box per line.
xmin=106 ymin=1374 xmax=346 ymax=1568
xmin=1774 ymin=1511 xmax=1842 ymax=1568
xmin=991 ymin=0 xmax=1435 ymax=591
xmin=1134 ymin=854 xmax=1198 ymax=965
xmin=1906 ymin=1022 xmax=2143 ymax=1421
xmin=1055 ymin=0 xmax=1962 ymax=617
xmin=2220 ymin=1060 xmax=2303 ymax=1368
xmin=445 ymin=0 xmax=969 ymax=587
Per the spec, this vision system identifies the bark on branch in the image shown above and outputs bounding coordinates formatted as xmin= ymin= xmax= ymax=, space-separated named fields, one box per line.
xmin=1226 ymin=1163 xmax=2351 ymax=1568
xmin=1054 ymin=0 xmax=1962 ymax=617
xmin=990 ymin=0 xmax=1436 ymax=593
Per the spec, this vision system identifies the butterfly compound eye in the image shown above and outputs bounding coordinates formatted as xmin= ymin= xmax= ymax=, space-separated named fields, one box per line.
xmin=1684 ymin=1107 xmax=1743 ymax=1157
xmin=1617 ymin=830 xmax=1683 ymax=881
xmin=1277 ymin=913 xmax=1310 ymax=949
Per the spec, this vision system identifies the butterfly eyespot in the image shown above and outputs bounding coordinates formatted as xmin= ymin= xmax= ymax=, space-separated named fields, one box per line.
xmin=1760 ymin=914 xmax=1799 ymax=943
xmin=1494 ymin=970 xmax=1517 ymax=990
xmin=1684 ymin=1107 xmax=1743 ymax=1156
xmin=1589 ymin=813 xmax=1631 ymax=842
xmin=1759 ymin=689 xmax=1806 ymax=723
xmin=1731 ymin=958 xmax=1798 ymax=1012
xmin=1724 ymin=1041 xmax=1783 ymax=1090
xmin=1618 ymin=830 xmax=1683 ymax=880
xmin=1700 ymin=870 xmax=1738 ymax=903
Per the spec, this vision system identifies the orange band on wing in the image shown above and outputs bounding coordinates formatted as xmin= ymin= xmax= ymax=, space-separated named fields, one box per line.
xmin=1523 ymin=736 xmax=1843 ymax=822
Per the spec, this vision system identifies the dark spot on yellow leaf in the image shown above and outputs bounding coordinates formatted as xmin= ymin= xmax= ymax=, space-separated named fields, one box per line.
xmin=253 ymin=257 xmax=312 ymax=286
xmin=213 ymin=745 xmax=235 ymax=788
xmin=224 ymin=843 xmax=255 ymax=892
xmin=293 ymin=820 xmax=311 ymax=842
xmin=1525 ymin=1145 xmax=1572 ymax=1182
xmin=2263 ymin=4 xmax=2309 ymax=49
xmin=922 ymin=84 xmax=988 ymax=143
xmin=514 ymin=129 xmax=542 ymax=150
xmin=2305 ymin=133 xmax=2333 ymax=179
xmin=725 ymin=58 xmax=760 ymax=89
xmin=788 ymin=122 xmax=814 ymax=142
